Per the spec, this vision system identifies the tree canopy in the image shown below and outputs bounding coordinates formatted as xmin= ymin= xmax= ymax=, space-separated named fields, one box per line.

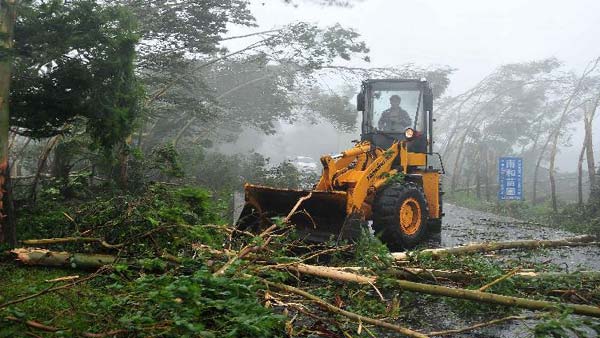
xmin=11 ymin=0 xmax=142 ymax=150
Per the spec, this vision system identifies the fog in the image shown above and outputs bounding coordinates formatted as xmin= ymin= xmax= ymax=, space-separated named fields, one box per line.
xmin=223 ymin=0 xmax=600 ymax=172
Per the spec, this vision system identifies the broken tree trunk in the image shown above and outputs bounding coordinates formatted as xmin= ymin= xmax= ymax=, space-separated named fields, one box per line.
xmin=392 ymin=235 xmax=597 ymax=261
xmin=10 ymin=248 xmax=175 ymax=271
xmin=22 ymin=237 xmax=124 ymax=249
xmin=11 ymin=248 xmax=119 ymax=269
xmin=279 ymin=263 xmax=377 ymax=284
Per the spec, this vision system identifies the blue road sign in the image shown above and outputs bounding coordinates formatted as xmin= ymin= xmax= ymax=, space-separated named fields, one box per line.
xmin=498 ymin=157 xmax=523 ymax=200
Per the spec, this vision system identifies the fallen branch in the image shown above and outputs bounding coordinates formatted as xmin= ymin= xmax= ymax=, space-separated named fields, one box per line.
xmin=262 ymin=279 xmax=428 ymax=338
xmin=479 ymin=267 xmax=521 ymax=292
xmin=0 ymin=270 xmax=105 ymax=309
xmin=5 ymin=316 xmax=60 ymax=332
xmin=387 ymin=267 xmax=473 ymax=283
xmin=392 ymin=235 xmax=598 ymax=260
xmin=5 ymin=316 xmax=131 ymax=337
xmin=427 ymin=314 xmax=537 ymax=336
xmin=22 ymin=237 xmax=123 ymax=249
xmin=82 ymin=329 xmax=130 ymax=337
xmin=516 ymin=270 xmax=600 ymax=280
xmin=213 ymin=224 xmax=278 ymax=276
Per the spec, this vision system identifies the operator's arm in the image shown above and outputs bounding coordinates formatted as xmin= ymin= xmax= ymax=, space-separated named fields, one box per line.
xmin=400 ymin=109 xmax=412 ymax=128
xmin=378 ymin=110 xmax=388 ymax=130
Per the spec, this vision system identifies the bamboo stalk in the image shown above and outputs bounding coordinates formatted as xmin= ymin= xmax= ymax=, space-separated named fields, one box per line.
xmin=394 ymin=279 xmax=600 ymax=318
xmin=392 ymin=235 xmax=598 ymax=261
xmin=281 ymin=263 xmax=600 ymax=318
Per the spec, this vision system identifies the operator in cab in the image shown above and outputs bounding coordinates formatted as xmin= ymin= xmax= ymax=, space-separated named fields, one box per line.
xmin=378 ymin=94 xmax=411 ymax=132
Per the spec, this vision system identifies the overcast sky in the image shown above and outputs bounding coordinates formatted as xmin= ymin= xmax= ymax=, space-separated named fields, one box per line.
xmin=234 ymin=0 xmax=600 ymax=95
xmin=223 ymin=0 xmax=600 ymax=172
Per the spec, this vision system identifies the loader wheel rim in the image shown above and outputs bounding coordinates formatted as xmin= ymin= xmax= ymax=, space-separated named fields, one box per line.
xmin=399 ymin=197 xmax=422 ymax=235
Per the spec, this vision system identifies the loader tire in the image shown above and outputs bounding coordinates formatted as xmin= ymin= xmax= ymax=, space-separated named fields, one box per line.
xmin=372 ymin=182 xmax=429 ymax=251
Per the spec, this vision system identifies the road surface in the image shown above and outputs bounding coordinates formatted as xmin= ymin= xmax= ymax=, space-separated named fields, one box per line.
xmin=405 ymin=203 xmax=600 ymax=337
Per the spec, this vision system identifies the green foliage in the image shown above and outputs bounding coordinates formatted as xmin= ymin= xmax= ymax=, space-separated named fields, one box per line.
xmin=0 ymin=264 xmax=284 ymax=337
xmin=127 ymin=143 xmax=185 ymax=189
xmin=304 ymin=85 xmax=358 ymax=132
xmin=385 ymin=172 xmax=406 ymax=185
xmin=13 ymin=1 xmax=143 ymax=151
xmin=107 ymin=269 xmax=284 ymax=337
xmin=534 ymin=309 xmax=600 ymax=337
xmin=17 ymin=183 xmax=222 ymax=256
xmin=353 ymin=228 xmax=392 ymax=271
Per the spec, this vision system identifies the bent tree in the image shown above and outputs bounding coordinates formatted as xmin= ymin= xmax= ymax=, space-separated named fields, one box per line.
xmin=0 ymin=0 xmax=17 ymax=245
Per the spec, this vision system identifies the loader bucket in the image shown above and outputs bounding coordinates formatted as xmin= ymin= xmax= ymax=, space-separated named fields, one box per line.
xmin=236 ymin=184 xmax=360 ymax=242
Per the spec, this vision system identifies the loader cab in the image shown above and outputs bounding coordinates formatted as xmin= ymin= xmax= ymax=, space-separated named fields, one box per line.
xmin=357 ymin=79 xmax=433 ymax=153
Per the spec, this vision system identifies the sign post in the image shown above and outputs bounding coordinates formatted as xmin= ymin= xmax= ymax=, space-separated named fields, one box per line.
xmin=498 ymin=157 xmax=523 ymax=200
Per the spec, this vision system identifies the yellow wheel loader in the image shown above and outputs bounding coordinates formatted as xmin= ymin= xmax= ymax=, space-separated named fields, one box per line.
xmin=236 ymin=79 xmax=444 ymax=250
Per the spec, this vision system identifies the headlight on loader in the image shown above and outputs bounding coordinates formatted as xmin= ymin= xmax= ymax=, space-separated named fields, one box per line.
xmin=405 ymin=128 xmax=416 ymax=139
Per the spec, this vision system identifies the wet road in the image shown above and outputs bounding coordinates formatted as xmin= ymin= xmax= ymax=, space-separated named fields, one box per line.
xmin=440 ymin=204 xmax=600 ymax=271
xmin=405 ymin=204 xmax=600 ymax=337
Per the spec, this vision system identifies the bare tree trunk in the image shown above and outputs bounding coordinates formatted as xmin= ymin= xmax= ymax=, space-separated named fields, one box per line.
xmin=533 ymin=132 xmax=552 ymax=204
xmin=485 ymin=148 xmax=492 ymax=201
xmin=548 ymin=57 xmax=600 ymax=212
xmin=585 ymin=116 xmax=595 ymax=191
xmin=450 ymin=130 xmax=469 ymax=192
xmin=0 ymin=0 xmax=17 ymax=246
xmin=584 ymin=92 xmax=600 ymax=194
xmin=577 ymin=139 xmax=586 ymax=206
xmin=476 ymin=162 xmax=481 ymax=199
xmin=30 ymin=136 xmax=61 ymax=203
xmin=117 ymin=136 xmax=132 ymax=189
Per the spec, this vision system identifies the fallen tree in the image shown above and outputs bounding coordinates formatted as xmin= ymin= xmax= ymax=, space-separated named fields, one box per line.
xmin=10 ymin=233 xmax=600 ymax=337
xmin=9 ymin=248 xmax=173 ymax=270
xmin=11 ymin=248 xmax=119 ymax=269
xmin=390 ymin=267 xmax=600 ymax=283
xmin=21 ymin=237 xmax=123 ymax=249
xmin=392 ymin=235 xmax=598 ymax=261
xmin=277 ymin=263 xmax=600 ymax=318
